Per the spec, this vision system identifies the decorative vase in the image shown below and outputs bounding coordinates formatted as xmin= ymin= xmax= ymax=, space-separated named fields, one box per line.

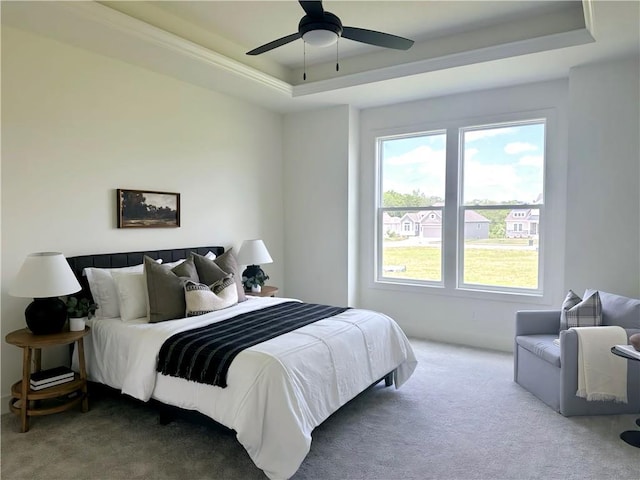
xmin=251 ymin=284 xmax=262 ymax=293
xmin=69 ymin=317 xmax=87 ymax=332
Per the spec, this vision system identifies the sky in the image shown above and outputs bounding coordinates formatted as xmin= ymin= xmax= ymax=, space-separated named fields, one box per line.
xmin=381 ymin=122 xmax=545 ymax=204
xmin=144 ymin=193 xmax=178 ymax=210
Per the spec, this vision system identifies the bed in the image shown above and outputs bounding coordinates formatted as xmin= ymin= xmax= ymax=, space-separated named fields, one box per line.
xmin=67 ymin=246 xmax=417 ymax=480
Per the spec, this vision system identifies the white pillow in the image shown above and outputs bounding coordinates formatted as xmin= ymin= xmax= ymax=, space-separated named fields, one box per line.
xmin=163 ymin=252 xmax=214 ymax=268
xmin=184 ymin=275 xmax=237 ymax=317
xmin=163 ymin=259 xmax=186 ymax=268
xmin=111 ymin=272 xmax=148 ymax=322
xmin=83 ymin=260 xmax=160 ymax=319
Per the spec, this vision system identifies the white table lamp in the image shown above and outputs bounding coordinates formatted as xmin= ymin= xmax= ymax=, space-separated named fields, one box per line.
xmin=237 ymin=240 xmax=273 ymax=293
xmin=9 ymin=252 xmax=81 ymax=335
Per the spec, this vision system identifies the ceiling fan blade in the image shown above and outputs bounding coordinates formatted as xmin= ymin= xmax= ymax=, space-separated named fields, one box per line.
xmin=341 ymin=26 xmax=414 ymax=50
xmin=299 ymin=0 xmax=324 ymax=17
xmin=246 ymin=32 xmax=301 ymax=55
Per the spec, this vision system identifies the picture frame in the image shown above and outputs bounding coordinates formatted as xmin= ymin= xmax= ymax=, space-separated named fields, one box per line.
xmin=117 ymin=189 xmax=180 ymax=228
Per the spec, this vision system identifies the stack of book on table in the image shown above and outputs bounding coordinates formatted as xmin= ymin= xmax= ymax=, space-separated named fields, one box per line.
xmin=613 ymin=344 xmax=640 ymax=361
xmin=30 ymin=366 xmax=75 ymax=390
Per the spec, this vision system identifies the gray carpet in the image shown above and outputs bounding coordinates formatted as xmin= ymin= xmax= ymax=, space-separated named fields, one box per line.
xmin=2 ymin=339 xmax=639 ymax=480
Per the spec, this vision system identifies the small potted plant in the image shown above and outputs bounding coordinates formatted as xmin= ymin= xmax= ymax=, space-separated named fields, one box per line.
xmin=242 ymin=269 xmax=269 ymax=294
xmin=66 ymin=296 xmax=97 ymax=331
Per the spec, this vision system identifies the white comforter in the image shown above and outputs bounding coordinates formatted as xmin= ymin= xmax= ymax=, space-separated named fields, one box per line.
xmin=75 ymin=297 xmax=417 ymax=480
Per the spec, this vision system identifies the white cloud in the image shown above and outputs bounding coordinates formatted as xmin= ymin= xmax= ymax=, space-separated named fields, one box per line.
xmin=463 ymin=160 xmax=541 ymax=202
xmin=464 ymin=148 xmax=479 ymax=160
xmin=383 ymin=146 xmax=446 ymax=197
xmin=505 ymin=142 xmax=538 ymax=154
xmin=384 ymin=145 xmax=441 ymax=166
xmin=464 ymin=127 xmax=516 ymax=142
xmin=518 ymin=155 xmax=543 ymax=168
xmin=464 ymin=161 xmax=519 ymax=198
xmin=145 ymin=193 xmax=177 ymax=209
xmin=383 ymin=142 xmax=541 ymax=202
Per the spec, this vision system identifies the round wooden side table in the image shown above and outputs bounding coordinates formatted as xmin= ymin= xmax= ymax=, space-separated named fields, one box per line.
xmin=5 ymin=327 xmax=90 ymax=432
xmin=244 ymin=285 xmax=279 ymax=297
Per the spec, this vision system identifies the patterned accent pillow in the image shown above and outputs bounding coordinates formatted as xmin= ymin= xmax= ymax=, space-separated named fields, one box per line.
xmin=184 ymin=275 xmax=238 ymax=317
xmin=565 ymin=290 xmax=603 ymax=328
xmin=560 ymin=290 xmax=582 ymax=330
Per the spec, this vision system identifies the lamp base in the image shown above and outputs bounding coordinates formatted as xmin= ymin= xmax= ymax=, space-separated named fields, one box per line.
xmin=242 ymin=264 xmax=264 ymax=279
xmin=242 ymin=264 xmax=265 ymax=291
xmin=25 ymin=298 xmax=67 ymax=335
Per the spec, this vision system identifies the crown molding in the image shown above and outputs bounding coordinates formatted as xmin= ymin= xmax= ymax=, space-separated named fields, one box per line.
xmin=58 ymin=2 xmax=292 ymax=97
xmin=582 ymin=0 xmax=595 ymax=36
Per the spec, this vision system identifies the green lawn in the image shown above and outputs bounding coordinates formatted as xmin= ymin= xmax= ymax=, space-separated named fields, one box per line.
xmin=383 ymin=245 xmax=538 ymax=288
xmin=466 ymin=238 xmax=537 ymax=246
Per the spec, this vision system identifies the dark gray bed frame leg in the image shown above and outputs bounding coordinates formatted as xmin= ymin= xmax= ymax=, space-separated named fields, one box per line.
xmin=384 ymin=370 xmax=395 ymax=387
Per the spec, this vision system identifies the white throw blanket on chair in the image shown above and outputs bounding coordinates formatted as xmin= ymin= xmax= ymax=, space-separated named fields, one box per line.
xmin=571 ymin=326 xmax=628 ymax=403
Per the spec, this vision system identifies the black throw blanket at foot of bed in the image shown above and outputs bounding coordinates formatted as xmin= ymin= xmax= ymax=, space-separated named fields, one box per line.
xmin=157 ymin=301 xmax=349 ymax=388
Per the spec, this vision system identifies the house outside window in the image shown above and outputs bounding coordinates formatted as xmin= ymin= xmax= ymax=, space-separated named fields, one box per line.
xmin=377 ymin=118 xmax=546 ymax=295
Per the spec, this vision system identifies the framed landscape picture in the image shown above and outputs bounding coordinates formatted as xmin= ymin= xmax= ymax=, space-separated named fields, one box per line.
xmin=117 ymin=189 xmax=180 ymax=228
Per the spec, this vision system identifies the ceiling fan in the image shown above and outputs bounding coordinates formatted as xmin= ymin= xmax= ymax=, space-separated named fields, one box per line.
xmin=246 ymin=0 xmax=415 ymax=56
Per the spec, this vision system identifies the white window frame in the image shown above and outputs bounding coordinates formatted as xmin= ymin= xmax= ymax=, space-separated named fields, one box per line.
xmin=376 ymin=129 xmax=447 ymax=287
xmin=374 ymin=111 xmax=552 ymax=300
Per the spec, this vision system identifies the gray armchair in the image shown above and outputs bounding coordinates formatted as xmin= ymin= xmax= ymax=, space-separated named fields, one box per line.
xmin=514 ymin=290 xmax=640 ymax=416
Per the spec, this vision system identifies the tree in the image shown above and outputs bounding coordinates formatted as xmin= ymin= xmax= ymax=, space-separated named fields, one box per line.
xmin=383 ymin=189 xmax=443 ymax=216
xmin=466 ymin=199 xmax=521 ymax=239
xmin=121 ymin=191 xmax=148 ymax=219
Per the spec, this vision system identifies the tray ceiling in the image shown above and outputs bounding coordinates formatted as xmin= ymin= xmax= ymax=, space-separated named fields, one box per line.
xmin=2 ymin=1 xmax=639 ymax=112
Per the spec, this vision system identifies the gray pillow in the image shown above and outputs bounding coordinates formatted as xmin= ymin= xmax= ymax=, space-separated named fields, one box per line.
xmin=172 ymin=256 xmax=199 ymax=281
xmin=560 ymin=290 xmax=582 ymax=331
xmin=585 ymin=289 xmax=640 ymax=330
xmin=145 ymin=256 xmax=199 ymax=323
xmin=565 ymin=290 xmax=602 ymax=328
xmin=192 ymin=252 xmax=228 ymax=284
xmin=192 ymin=249 xmax=246 ymax=302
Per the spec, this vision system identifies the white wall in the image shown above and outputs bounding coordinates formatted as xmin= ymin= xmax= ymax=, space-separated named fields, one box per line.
xmin=1 ymin=26 xmax=284 ymax=410
xmin=282 ymin=105 xmax=358 ymax=306
xmin=358 ymin=80 xmax=570 ymax=352
xmin=565 ymin=56 xmax=640 ymax=296
xmin=281 ymin=60 xmax=640 ymax=354
xmin=347 ymin=106 xmax=360 ymax=306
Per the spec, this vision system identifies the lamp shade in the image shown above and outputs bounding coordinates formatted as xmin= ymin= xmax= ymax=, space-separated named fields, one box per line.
xmin=9 ymin=252 xmax=81 ymax=298
xmin=236 ymin=240 xmax=273 ymax=266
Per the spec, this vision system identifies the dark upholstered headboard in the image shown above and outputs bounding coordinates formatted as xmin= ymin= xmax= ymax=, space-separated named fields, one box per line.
xmin=67 ymin=246 xmax=225 ymax=301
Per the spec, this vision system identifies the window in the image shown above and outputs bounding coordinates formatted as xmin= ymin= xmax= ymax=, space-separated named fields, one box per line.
xmin=377 ymin=119 xmax=545 ymax=295
xmin=378 ymin=131 xmax=446 ymax=283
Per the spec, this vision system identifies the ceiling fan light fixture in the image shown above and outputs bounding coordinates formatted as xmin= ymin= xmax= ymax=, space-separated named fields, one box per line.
xmin=246 ymin=1 xmax=414 ymax=57
xmin=302 ymin=29 xmax=338 ymax=47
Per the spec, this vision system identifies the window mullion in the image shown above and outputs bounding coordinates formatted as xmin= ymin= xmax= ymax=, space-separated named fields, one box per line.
xmin=442 ymin=127 xmax=459 ymax=290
